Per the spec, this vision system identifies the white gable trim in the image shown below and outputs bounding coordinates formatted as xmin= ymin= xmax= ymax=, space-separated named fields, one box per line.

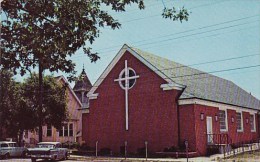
xmin=57 ymin=75 xmax=82 ymax=107
xmin=160 ymin=83 xmax=184 ymax=91
xmin=178 ymin=98 xmax=258 ymax=114
xmin=87 ymin=44 xmax=184 ymax=98
xmin=87 ymin=93 xmax=98 ymax=100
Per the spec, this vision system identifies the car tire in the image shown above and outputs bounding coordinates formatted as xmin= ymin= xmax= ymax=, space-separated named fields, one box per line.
xmin=31 ymin=158 xmax=36 ymax=162
xmin=21 ymin=151 xmax=27 ymax=158
xmin=5 ymin=153 xmax=10 ymax=159
xmin=61 ymin=152 xmax=68 ymax=160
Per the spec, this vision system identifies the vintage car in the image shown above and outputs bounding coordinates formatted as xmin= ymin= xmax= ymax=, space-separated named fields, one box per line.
xmin=28 ymin=142 xmax=69 ymax=162
xmin=0 ymin=141 xmax=28 ymax=159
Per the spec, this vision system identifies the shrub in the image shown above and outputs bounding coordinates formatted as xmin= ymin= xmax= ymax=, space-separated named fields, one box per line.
xmin=137 ymin=147 xmax=146 ymax=156
xmin=99 ymin=147 xmax=111 ymax=155
xmin=79 ymin=143 xmax=94 ymax=151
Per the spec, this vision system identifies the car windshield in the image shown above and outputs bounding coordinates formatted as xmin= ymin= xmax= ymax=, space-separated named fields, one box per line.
xmin=36 ymin=144 xmax=55 ymax=148
xmin=9 ymin=143 xmax=18 ymax=147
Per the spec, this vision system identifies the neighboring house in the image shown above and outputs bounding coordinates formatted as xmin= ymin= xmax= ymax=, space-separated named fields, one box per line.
xmin=24 ymin=76 xmax=83 ymax=144
xmin=82 ymin=44 xmax=260 ymax=156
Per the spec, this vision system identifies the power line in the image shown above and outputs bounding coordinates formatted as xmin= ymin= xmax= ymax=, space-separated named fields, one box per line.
xmin=120 ymin=0 xmax=227 ymax=23
xmin=86 ymin=49 xmax=260 ymax=85
xmin=70 ymin=15 xmax=259 ymax=60
xmin=139 ymin=25 xmax=259 ymax=51
xmin=89 ymin=63 xmax=260 ymax=89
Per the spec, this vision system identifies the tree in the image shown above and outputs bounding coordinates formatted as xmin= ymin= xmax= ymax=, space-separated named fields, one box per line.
xmin=0 ymin=72 xmax=68 ymax=143
xmin=1 ymin=0 xmax=189 ymax=77
xmin=0 ymin=70 xmax=16 ymax=140
xmin=21 ymin=73 xmax=68 ymax=139
xmin=0 ymin=0 xmax=189 ymax=141
xmin=0 ymin=70 xmax=35 ymax=144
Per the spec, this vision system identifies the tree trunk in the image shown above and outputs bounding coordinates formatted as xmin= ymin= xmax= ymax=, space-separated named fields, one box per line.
xmin=18 ymin=130 xmax=24 ymax=147
xmin=38 ymin=62 xmax=43 ymax=142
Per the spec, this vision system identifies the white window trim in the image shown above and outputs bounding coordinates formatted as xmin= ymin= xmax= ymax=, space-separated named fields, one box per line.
xmin=250 ymin=113 xmax=256 ymax=132
xmin=59 ymin=123 xmax=74 ymax=137
xmin=118 ymin=67 xmax=137 ymax=90
xmin=219 ymin=109 xmax=228 ymax=132
xmin=236 ymin=111 xmax=244 ymax=132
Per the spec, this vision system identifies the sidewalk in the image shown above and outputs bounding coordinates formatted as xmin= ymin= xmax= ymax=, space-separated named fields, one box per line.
xmin=69 ymin=155 xmax=218 ymax=162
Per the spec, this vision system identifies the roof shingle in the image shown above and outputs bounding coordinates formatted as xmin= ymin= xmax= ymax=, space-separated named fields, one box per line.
xmin=132 ymin=47 xmax=260 ymax=110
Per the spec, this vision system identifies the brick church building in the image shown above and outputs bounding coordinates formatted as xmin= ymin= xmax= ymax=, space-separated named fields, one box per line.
xmin=82 ymin=44 xmax=260 ymax=156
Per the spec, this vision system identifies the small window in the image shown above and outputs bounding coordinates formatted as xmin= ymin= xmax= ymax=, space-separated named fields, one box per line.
xmin=236 ymin=112 xmax=243 ymax=132
xmin=47 ymin=125 xmax=52 ymax=137
xmin=59 ymin=125 xmax=64 ymax=137
xmin=250 ymin=114 xmax=256 ymax=132
xmin=69 ymin=123 xmax=73 ymax=137
xmin=64 ymin=124 xmax=68 ymax=137
xmin=219 ymin=110 xmax=227 ymax=131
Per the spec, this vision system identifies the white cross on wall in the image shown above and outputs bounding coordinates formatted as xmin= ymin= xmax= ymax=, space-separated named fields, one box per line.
xmin=114 ymin=60 xmax=139 ymax=130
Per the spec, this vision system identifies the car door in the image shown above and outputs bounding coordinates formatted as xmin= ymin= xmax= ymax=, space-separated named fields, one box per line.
xmin=9 ymin=143 xmax=17 ymax=156
xmin=55 ymin=144 xmax=61 ymax=159
xmin=12 ymin=143 xmax=19 ymax=156
xmin=0 ymin=143 xmax=9 ymax=156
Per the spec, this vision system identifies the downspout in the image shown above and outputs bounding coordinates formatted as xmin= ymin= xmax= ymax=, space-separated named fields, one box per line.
xmin=176 ymin=86 xmax=186 ymax=148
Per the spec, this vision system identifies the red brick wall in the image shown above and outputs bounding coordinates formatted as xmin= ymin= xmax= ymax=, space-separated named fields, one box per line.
xmin=191 ymin=104 xmax=259 ymax=156
xmin=179 ymin=104 xmax=197 ymax=152
xmin=82 ymin=51 xmax=181 ymax=154
xmin=227 ymin=110 xmax=259 ymax=143
xmin=193 ymin=104 xmax=220 ymax=155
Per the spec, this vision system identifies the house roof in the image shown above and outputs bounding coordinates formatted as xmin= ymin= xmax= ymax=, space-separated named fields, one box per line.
xmin=132 ymin=47 xmax=260 ymax=110
xmin=56 ymin=75 xmax=82 ymax=107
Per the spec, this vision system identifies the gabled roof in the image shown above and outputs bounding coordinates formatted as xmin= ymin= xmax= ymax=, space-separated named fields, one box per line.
xmin=88 ymin=44 xmax=260 ymax=110
xmin=56 ymin=75 xmax=82 ymax=107
xmin=132 ymin=48 xmax=260 ymax=110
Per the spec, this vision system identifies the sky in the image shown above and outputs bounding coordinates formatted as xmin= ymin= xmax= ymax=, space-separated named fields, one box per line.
xmin=13 ymin=0 xmax=260 ymax=99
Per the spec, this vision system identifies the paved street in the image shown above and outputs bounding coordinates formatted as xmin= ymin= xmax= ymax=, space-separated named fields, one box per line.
xmin=0 ymin=159 xmax=80 ymax=162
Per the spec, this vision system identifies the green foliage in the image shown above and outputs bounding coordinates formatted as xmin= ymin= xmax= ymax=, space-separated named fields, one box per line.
xmin=21 ymin=73 xmax=68 ymax=130
xmin=0 ymin=71 xmax=68 ymax=138
xmin=162 ymin=6 xmax=190 ymax=23
xmin=1 ymin=0 xmax=189 ymax=81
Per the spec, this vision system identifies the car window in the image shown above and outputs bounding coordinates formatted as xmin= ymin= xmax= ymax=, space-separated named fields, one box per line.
xmin=36 ymin=144 xmax=55 ymax=148
xmin=9 ymin=143 xmax=17 ymax=147
xmin=0 ymin=144 xmax=9 ymax=147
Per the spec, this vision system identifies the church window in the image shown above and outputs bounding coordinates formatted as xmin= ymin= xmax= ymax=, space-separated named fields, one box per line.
xmin=64 ymin=124 xmax=68 ymax=136
xmin=59 ymin=124 xmax=65 ymax=137
xmin=118 ymin=68 xmax=137 ymax=89
xmin=236 ymin=112 xmax=243 ymax=132
xmin=250 ymin=114 xmax=256 ymax=132
xmin=47 ymin=125 xmax=52 ymax=137
xmin=219 ymin=110 xmax=227 ymax=131
xmin=69 ymin=123 xmax=73 ymax=136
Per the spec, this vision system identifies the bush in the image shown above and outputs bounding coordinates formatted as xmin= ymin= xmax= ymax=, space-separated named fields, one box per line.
xmin=62 ymin=142 xmax=80 ymax=149
xmin=99 ymin=147 xmax=111 ymax=156
xmin=79 ymin=143 xmax=94 ymax=151
xmin=120 ymin=146 xmax=125 ymax=155
xmin=137 ymin=147 xmax=146 ymax=156
xmin=164 ymin=146 xmax=177 ymax=152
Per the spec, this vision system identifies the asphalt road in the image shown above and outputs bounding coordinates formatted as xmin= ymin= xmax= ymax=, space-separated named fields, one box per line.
xmin=0 ymin=159 xmax=79 ymax=162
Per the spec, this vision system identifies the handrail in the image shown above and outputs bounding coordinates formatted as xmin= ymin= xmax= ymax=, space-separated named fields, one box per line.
xmin=206 ymin=133 xmax=232 ymax=145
